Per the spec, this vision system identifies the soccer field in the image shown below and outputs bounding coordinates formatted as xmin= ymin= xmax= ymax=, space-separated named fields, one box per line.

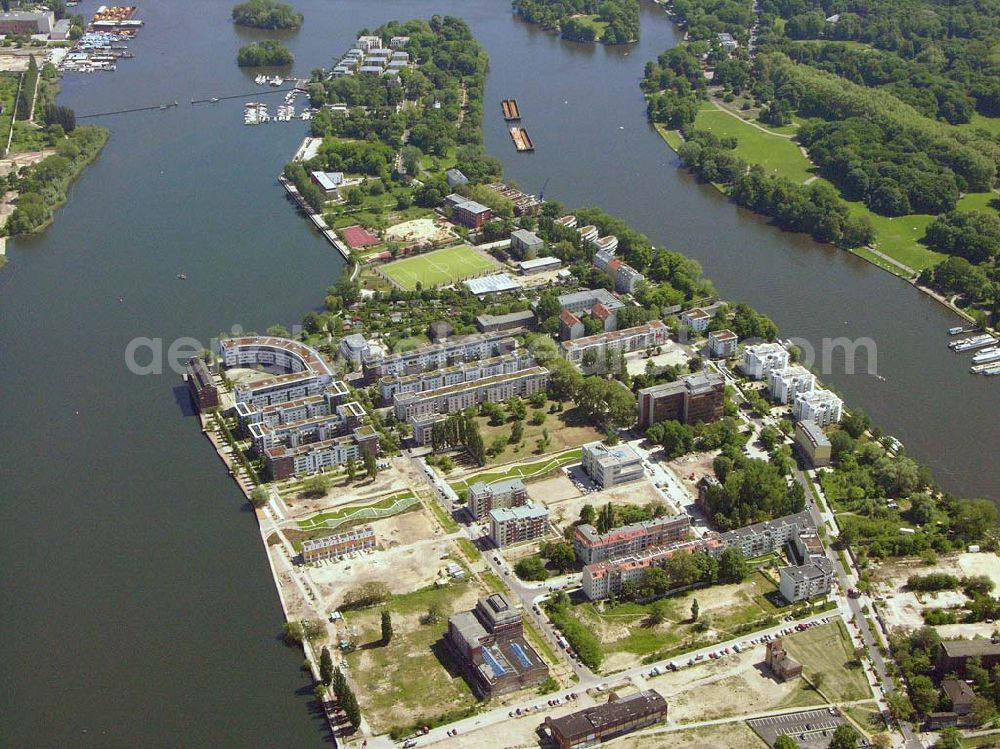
xmin=380 ymin=245 xmax=496 ymax=290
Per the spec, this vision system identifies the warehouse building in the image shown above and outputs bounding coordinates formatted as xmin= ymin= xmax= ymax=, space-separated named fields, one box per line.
xmin=544 ymin=690 xmax=668 ymax=749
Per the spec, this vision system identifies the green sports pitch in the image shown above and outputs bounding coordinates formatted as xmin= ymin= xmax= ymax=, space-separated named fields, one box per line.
xmin=380 ymin=245 xmax=496 ymax=290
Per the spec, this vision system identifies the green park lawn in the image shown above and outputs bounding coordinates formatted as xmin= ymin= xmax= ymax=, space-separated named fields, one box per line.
xmin=296 ymin=492 xmax=414 ymax=531
xmin=782 ymin=621 xmax=872 ymax=702
xmin=380 ymin=244 xmax=496 ymax=290
xmin=570 ymin=14 xmax=609 ymax=37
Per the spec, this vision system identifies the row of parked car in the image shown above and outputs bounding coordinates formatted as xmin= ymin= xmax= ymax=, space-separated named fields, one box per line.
xmin=507 ymin=693 xmax=578 ymax=718
xmin=648 ymin=616 xmax=834 ymax=676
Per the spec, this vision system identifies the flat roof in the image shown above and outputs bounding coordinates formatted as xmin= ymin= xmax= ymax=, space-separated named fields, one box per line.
xmin=464 ymin=274 xmax=522 ymax=296
xmin=517 ymin=256 xmax=560 ymax=270
xmin=490 ymin=504 xmax=548 ymax=522
xmin=548 ymin=690 xmax=666 ymax=739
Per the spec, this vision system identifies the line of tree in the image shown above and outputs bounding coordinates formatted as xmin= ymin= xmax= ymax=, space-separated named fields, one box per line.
xmin=621 ymin=547 xmax=749 ymax=601
xmin=14 ymin=56 xmax=37 ymax=121
xmin=331 ymin=667 xmax=362 ymax=731
xmin=430 ymin=409 xmax=485 ymax=465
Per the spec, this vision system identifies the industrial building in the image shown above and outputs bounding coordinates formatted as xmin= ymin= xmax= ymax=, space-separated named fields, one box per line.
xmin=446 ymin=593 xmax=549 ymax=698
xmin=637 ymin=372 xmax=725 ymax=427
xmin=765 ymin=639 xmax=802 ymax=681
xmin=543 ymin=690 xmax=668 ymax=749
xmin=580 ymin=441 xmax=644 ymax=488
xmin=185 ymin=357 xmax=218 ymax=412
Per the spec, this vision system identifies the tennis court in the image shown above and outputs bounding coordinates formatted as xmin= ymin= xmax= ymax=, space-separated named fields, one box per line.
xmin=380 ymin=245 xmax=496 ymax=290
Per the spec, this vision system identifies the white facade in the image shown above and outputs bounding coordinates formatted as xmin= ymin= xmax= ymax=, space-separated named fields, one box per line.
xmin=581 ymin=442 xmax=643 ymax=488
xmin=779 ymin=560 xmax=834 ymax=603
xmin=793 ymin=390 xmax=843 ymax=427
xmin=742 ymin=342 xmax=790 ymax=380
xmin=768 ymin=365 xmax=816 ymax=404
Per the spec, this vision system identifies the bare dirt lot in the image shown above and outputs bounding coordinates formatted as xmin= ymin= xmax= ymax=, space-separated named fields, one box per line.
xmin=625 ymin=340 xmax=691 ymax=376
xmin=873 ymin=552 xmax=1000 ymax=636
xmin=384 ymin=217 xmax=455 ymax=244
xmin=546 ymin=477 xmax=669 ymax=533
xmin=617 ymin=722 xmax=767 ymax=749
xmin=305 ymin=509 xmax=455 ymax=609
xmin=667 ymin=450 xmax=721 ymax=500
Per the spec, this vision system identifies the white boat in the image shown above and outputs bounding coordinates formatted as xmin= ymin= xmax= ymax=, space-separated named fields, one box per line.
xmin=972 ymin=347 xmax=1000 ymax=364
xmin=948 ymin=326 xmax=965 ymax=335
xmin=953 ymin=335 xmax=998 ymax=352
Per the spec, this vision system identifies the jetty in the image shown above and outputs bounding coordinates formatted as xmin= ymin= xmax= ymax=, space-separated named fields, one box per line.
xmin=510 ymin=126 xmax=534 ymax=152
xmin=278 ymin=174 xmax=351 ymax=261
xmin=501 ymin=98 xmax=521 ymax=120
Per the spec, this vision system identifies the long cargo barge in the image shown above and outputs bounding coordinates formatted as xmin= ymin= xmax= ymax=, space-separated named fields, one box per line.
xmin=510 ymin=126 xmax=534 ymax=152
xmin=501 ymin=98 xmax=521 ymax=120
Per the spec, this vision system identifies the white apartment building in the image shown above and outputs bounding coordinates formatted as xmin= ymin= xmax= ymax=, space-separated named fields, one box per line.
xmin=392 ymin=366 xmax=549 ymax=420
xmin=561 ymin=320 xmax=670 ymax=370
xmin=379 ymin=351 xmax=533 ymax=403
xmin=779 ymin=559 xmax=835 ymax=603
xmin=768 ymin=365 xmax=816 ymax=404
xmin=362 ymin=332 xmax=515 ymax=381
xmin=793 ymin=390 xmax=843 ymax=427
xmin=581 ymin=441 xmax=644 ymax=488
xmin=742 ymin=342 xmax=790 ymax=380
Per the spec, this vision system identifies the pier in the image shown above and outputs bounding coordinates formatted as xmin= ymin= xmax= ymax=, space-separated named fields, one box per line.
xmin=501 ymin=98 xmax=521 ymax=120
xmin=278 ymin=175 xmax=351 ymax=261
xmin=509 ymin=126 xmax=534 ymax=152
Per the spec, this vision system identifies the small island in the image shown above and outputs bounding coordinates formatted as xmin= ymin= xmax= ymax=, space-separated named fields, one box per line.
xmin=231 ymin=0 xmax=303 ymax=30
xmin=237 ymin=39 xmax=294 ymax=67
xmin=513 ymin=0 xmax=639 ymax=44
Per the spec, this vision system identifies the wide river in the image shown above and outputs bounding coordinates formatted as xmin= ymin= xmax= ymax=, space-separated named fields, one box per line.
xmin=1 ymin=0 xmax=996 ymax=745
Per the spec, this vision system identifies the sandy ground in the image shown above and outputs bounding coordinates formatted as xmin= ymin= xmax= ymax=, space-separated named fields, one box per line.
xmin=546 ymin=477 xmax=670 ymax=534
xmin=384 ymin=217 xmax=454 ymax=244
xmin=668 ymin=451 xmax=720 ymax=501
xmin=625 ymin=341 xmax=691 ymax=376
xmin=645 ymin=645 xmax=822 ymax=723
xmin=616 ymin=722 xmax=767 ymax=749
xmin=280 ymin=458 xmax=421 ymax=516
xmin=305 ymin=509 xmax=452 ymax=609
xmin=873 ymin=553 xmax=1000 ymax=636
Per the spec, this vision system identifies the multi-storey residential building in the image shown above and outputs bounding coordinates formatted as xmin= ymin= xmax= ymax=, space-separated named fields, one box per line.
xmin=577 ymin=224 xmax=599 ymax=244
xmin=338 ymin=333 xmax=369 ymax=365
xmin=264 ymin=426 xmax=379 ymax=480
xmin=680 ymin=307 xmax=711 ymax=333
xmin=185 ymin=357 xmax=218 ymax=412
xmin=793 ymin=389 xmax=843 ymax=427
xmin=301 ymin=525 xmax=376 ymax=563
xmin=468 ymin=478 xmax=529 ymax=520
xmin=581 ymin=536 xmax=724 ymax=600
xmin=580 ymin=441 xmax=644 ymax=488
xmin=362 ymin=332 xmax=515 ymax=381
xmin=446 ymin=593 xmax=549 ymax=698
xmin=558 ymin=288 xmax=624 ymax=319
xmin=489 ymin=504 xmax=549 ymax=547
xmin=574 ymin=515 xmax=691 ymax=565
xmin=935 ymin=640 xmax=1000 ymax=678
xmin=392 ymin=366 xmax=549 ymax=420
xmin=720 ymin=511 xmax=814 ymax=557
xmin=356 ymin=34 xmax=382 ymax=49
xmin=794 ymin=419 xmax=832 ymax=467
xmin=234 ymin=382 xmax=351 ymax=430
xmin=561 ymin=320 xmax=670 ymax=370
xmin=707 ymin=329 xmax=738 ymax=358
xmin=555 ymin=215 xmax=578 ymax=229
xmin=510 ymin=228 xmax=544 ymax=260
xmin=544 ymin=690 xmax=668 ymax=749
xmin=769 ymin=365 xmax=816 ymax=404
xmin=605 ymin=258 xmax=644 ymax=294
xmin=220 ymin=336 xmax=337 ymax=408
xmin=595 ymin=235 xmax=618 ymax=254
xmin=247 ymin=401 xmax=367 ymax=453
xmin=779 ymin=558 xmax=835 ymax=602
xmin=378 ymin=350 xmax=533 ymax=404
xmin=742 ymin=342 xmax=790 ymax=380
xmin=637 ymin=372 xmax=725 ymax=428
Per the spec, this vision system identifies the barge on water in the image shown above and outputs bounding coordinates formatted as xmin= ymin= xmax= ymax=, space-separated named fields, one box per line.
xmin=510 ymin=126 xmax=534 ymax=152
xmin=501 ymin=98 xmax=521 ymax=120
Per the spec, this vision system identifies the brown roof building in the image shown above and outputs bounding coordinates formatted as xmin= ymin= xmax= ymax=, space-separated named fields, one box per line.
xmin=544 ymin=690 xmax=668 ymax=749
xmin=936 ymin=640 xmax=1000 ymax=678
xmin=637 ymin=372 xmax=725 ymax=427
xmin=185 ymin=357 xmax=218 ymax=412
xmin=765 ymin=639 xmax=802 ymax=681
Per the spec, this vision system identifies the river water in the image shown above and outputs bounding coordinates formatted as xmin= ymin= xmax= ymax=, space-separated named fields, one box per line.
xmin=0 ymin=0 xmax=995 ymax=746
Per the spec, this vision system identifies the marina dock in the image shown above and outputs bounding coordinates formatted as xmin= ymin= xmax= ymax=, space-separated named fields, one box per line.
xmin=501 ymin=98 xmax=521 ymax=120
xmin=278 ymin=173 xmax=351 ymax=261
xmin=510 ymin=126 xmax=534 ymax=152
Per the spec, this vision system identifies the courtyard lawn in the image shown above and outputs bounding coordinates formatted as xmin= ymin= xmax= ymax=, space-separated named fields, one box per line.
xmin=380 ymin=244 xmax=496 ymax=290
xmin=782 ymin=621 xmax=873 ymax=702
xmin=344 ymin=583 xmax=479 ymax=736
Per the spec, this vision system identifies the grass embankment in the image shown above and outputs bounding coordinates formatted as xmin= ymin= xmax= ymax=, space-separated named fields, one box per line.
xmin=344 ymin=583 xmax=479 ymax=736
xmin=449 ymin=448 xmax=583 ymax=496
xmin=654 ymin=100 xmax=996 ymax=276
xmin=296 ymin=491 xmax=415 ymax=530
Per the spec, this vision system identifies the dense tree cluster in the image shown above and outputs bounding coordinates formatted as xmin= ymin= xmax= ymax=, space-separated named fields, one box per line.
xmin=918 ymin=257 xmax=1000 ymax=314
xmin=924 ymin=210 xmax=1000 ymax=264
xmin=430 ymin=409 xmax=486 ymax=465
xmin=236 ymin=40 xmax=294 ymax=67
xmin=513 ymin=0 xmax=640 ymax=44
xmin=231 ymin=0 xmax=303 ymax=30
xmin=701 ymin=453 xmax=806 ymax=529
xmin=621 ymin=547 xmax=749 ymax=600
